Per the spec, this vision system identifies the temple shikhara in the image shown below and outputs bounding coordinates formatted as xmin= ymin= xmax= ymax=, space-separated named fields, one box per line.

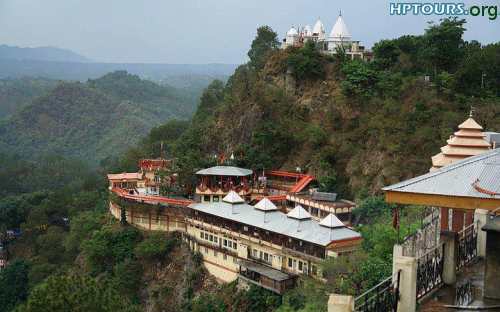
xmin=107 ymin=161 xmax=360 ymax=294
xmin=281 ymin=13 xmax=372 ymax=61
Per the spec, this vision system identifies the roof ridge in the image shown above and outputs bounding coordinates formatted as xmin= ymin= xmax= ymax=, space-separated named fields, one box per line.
xmin=383 ymin=149 xmax=499 ymax=191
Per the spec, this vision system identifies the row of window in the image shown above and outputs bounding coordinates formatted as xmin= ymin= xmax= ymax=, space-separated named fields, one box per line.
xmin=198 ymin=230 xmax=238 ymax=250
xmin=252 ymin=248 xmax=272 ymax=264
xmin=287 ymin=257 xmax=318 ymax=276
xmin=202 ymin=195 xmax=222 ymax=203
xmin=199 ymin=246 xmax=238 ymax=264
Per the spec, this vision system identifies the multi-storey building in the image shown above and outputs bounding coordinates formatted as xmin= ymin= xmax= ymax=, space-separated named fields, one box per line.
xmin=108 ymin=164 xmax=362 ymax=294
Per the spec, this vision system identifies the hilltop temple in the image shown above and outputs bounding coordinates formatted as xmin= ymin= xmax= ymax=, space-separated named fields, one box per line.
xmin=282 ymin=13 xmax=372 ymax=61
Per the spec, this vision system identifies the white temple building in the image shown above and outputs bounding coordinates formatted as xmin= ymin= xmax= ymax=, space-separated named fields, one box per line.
xmin=282 ymin=13 xmax=371 ymax=61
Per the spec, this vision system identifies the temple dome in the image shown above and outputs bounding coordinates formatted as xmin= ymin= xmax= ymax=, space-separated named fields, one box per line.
xmin=329 ymin=14 xmax=351 ymax=40
xmin=286 ymin=27 xmax=298 ymax=36
xmin=431 ymin=116 xmax=491 ymax=171
xmin=312 ymin=19 xmax=325 ymax=36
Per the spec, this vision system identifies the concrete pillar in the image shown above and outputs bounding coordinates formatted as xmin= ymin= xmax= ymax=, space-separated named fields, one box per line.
xmin=394 ymin=255 xmax=417 ymax=312
xmin=441 ymin=231 xmax=457 ymax=285
xmin=392 ymin=244 xmax=403 ymax=276
xmin=482 ymin=216 xmax=500 ymax=300
xmin=327 ymin=294 xmax=354 ymax=312
xmin=475 ymin=209 xmax=488 ymax=258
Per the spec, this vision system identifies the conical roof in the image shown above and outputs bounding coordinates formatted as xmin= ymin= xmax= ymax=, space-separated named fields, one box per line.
xmin=319 ymin=213 xmax=345 ymax=228
xmin=312 ymin=19 xmax=325 ymax=36
xmin=287 ymin=205 xmax=311 ymax=220
xmin=254 ymin=197 xmax=278 ymax=211
xmin=459 ymin=118 xmax=483 ymax=130
xmin=431 ymin=116 xmax=491 ymax=171
xmin=304 ymin=25 xmax=312 ymax=36
xmin=329 ymin=14 xmax=351 ymax=39
xmin=222 ymin=191 xmax=244 ymax=204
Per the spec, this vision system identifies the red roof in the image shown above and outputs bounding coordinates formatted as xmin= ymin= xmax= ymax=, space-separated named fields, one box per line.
xmin=139 ymin=159 xmax=170 ymax=171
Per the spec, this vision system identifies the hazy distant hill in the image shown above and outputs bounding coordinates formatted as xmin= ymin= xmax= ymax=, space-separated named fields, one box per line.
xmin=0 ymin=58 xmax=237 ymax=85
xmin=0 ymin=44 xmax=89 ymax=62
xmin=0 ymin=71 xmax=197 ymax=163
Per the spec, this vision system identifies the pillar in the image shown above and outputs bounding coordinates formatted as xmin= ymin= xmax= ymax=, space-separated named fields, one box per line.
xmin=440 ymin=207 xmax=449 ymax=231
xmin=441 ymin=231 xmax=457 ymax=285
xmin=475 ymin=209 xmax=488 ymax=258
xmin=482 ymin=216 xmax=500 ymax=299
xmin=452 ymin=210 xmax=464 ymax=232
xmin=394 ymin=254 xmax=417 ymax=312
xmin=327 ymin=294 xmax=354 ymax=312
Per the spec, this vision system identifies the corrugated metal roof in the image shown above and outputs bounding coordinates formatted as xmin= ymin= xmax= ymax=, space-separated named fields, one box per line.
xmin=188 ymin=202 xmax=361 ymax=247
xmin=196 ymin=166 xmax=253 ymax=177
xmin=383 ymin=149 xmax=500 ymax=199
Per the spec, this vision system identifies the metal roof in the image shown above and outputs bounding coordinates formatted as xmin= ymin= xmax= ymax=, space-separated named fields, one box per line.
xmin=239 ymin=259 xmax=293 ymax=281
xmin=196 ymin=166 xmax=253 ymax=177
xmin=223 ymin=191 xmax=245 ymax=204
xmin=188 ymin=202 xmax=361 ymax=247
xmin=383 ymin=149 xmax=500 ymax=199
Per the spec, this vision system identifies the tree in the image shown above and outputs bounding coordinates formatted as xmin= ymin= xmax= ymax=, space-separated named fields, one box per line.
xmin=422 ymin=18 xmax=466 ymax=73
xmin=287 ymin=41 xmax=325 ymax=80
xmin=16 ymin=273 xmax=140 ymax=312
xmin=248 ymin=26 xmax=280 ymax=71
xmin=0 ymin=259 xmax=30 ymax=312
xmin=134 ymin=233 xmax=177 ymax=262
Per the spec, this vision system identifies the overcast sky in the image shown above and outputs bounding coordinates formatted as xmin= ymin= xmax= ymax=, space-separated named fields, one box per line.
xmin=0 ymin=0 xmax=498 ymax=64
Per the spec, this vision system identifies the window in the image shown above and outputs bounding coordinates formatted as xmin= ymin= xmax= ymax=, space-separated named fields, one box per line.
xmin=199 ymin=232 xmax=204 ymax=239
xmin=214 ymin=250 xmax=218 ymax=257
xmin=288 ymin=258 xmax=293 ymax=268
xmin=253 ymin=249 xmax=258 ymax=258
xmin=223 ymin=254 xmax=227 ymax=260
xmin=243 ymin=226 xmax=249 ymax=231
xmin=213 ymin=196 xmax=220 ymax=202
xmin=203 ymin=195 xmax=210 ymax=202
xmin=209 ymin=234 xmax=213 ymax=242
xmin=233 ymin=242 xmax=237 ymax=249
xmin=214 ymin=237 xmax=218 ymax=244
xmin=223 ymin=239 xmax=227 ymax=247
xmin=259 ymin=251 xmax=263 ymax=259
xmin=298 ymin=261 xmax=303 ymax=271
xmin=264 ymin=253 xmax=269 ymax=263
xmin=204 ymin=233 xmax=209 ymax=240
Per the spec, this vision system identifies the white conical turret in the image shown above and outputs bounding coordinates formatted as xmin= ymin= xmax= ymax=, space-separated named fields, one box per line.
xmin=312 ymin=19 xmax=325 ymax=36
xmin=223 ymin=191 xmax=244 ymax=204
xmin=319 ymin=213 xmax=345 ymax=228
xmin=286 ymin=26 xmax=298 ymax=36
xmin=329 ymin=13 xmax=351 ymax=40
xmin=287 ymin=205 xmax=311 ymax=220
xmin=254 ymin=197 xmax=278 ymax=211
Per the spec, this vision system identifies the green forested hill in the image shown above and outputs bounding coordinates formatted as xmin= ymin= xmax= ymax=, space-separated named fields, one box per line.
xmin=122 ymin=19 xmax=500 ymax=198
xmin=0 ymin=77 xmax=58 ymax=119
xmin=0 ymin=71 xmax=197 ymax=163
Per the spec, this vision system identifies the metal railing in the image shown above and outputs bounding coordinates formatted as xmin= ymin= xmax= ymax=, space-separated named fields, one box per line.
xmin=456 ymin=221 xmax=478 ymax=272
xmin=354 ymin=270 xmax=401 ymax=312
xmin=455 ymin=279 xmax=473 ymax=306
xmin=416 ymin=243 xmax=444 ymax=300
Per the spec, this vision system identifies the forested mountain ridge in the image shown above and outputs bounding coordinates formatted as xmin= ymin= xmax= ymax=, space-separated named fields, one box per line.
xmin=0 ymin=71 xmax=197 ymax=163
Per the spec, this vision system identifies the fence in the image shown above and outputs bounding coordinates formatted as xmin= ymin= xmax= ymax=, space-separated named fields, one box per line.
xmin=416 ymin=243 xmax=444 ymax=300
xmin=354 ymin=271 xmax=401 ymax=312
xmin=456 ymin=221 xmax=478 ymax=272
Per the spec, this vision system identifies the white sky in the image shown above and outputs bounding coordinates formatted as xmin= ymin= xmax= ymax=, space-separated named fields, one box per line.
xmin=0 ymin=0 xmax=498 ymax=64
